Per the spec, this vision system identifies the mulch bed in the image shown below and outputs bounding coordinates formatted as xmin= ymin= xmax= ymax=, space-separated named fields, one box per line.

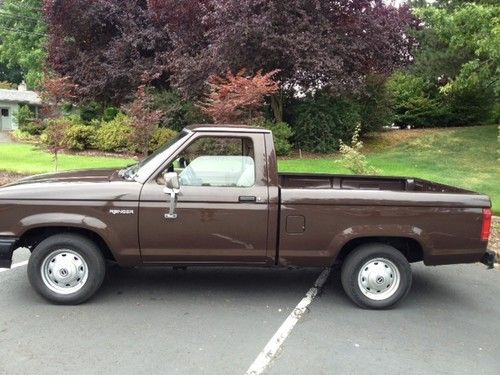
xmin=0 ymin=172 xmax=26 ymax=186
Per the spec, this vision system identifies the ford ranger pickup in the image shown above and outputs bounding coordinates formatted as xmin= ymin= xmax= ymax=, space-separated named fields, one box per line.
xmin=0 ymin=124 xmax=495 ymax=308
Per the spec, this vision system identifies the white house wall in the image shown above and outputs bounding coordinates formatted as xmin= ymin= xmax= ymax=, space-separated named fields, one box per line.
xmin=0 ymin=101 xmax=20 ymax=131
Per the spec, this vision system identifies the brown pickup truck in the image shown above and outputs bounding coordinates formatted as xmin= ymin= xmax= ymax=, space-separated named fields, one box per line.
xmin=0 ymin=125 xmax=495 ymax=308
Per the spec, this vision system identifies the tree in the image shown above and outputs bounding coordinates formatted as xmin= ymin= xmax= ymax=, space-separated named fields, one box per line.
xmin=42 ymin=119 xmax=70 ymax=171
xmin=40 ymin=76 xmax=77 ymax=118
xmin=401 ymin=2 xmax=500 ymax=125
xmin=200 ymin=69 xmax=280 ymax=124
xmin=169 ymin=0 xmax=418 ymax=122
xmin=45 ymin=0 xmax=172 ymax=104
xmin=127 ymin=85 xmax=163 ymax=157
xmin=0 ymin=0 xmax=46 ymax=88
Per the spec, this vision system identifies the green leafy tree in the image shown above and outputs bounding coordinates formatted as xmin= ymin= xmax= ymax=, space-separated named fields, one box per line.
xmin=0 ymin=0 xmax=46 ymax=88
xmin=409 ymin=3 xmax=499 ymax=124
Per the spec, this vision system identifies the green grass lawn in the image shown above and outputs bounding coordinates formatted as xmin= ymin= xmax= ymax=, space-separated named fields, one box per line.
xmin=279 ymin=125 xmax=499 ymax=214
xmin=0 ymin=144 xmax=135 ymax=174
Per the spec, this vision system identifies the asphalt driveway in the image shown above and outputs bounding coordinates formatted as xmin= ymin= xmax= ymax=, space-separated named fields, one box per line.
xmin=0 ymin=249 xmax=499 ymax=374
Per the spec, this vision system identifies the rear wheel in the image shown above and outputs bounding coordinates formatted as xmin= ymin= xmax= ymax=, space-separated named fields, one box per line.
xmin=341 ymin=243 xmax=412 ymax=309
xmin=28 ymin=234 xmax=106 ymax=304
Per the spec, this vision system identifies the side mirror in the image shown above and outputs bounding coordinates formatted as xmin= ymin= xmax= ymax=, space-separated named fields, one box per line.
xmin=162 ymin=172 xmax=179 ymax=220
xmin=163 ymin=172 xmax=180 ymax=191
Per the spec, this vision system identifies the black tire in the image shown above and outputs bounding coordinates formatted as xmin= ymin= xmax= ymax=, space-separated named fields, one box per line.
xmin=341 ymin=243 xmax=412 ymax=309
xmin=28 ymin=234 xmax=106 ymax=305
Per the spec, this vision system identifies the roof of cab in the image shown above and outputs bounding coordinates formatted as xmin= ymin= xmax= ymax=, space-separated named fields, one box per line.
xmin=185 ymin=124 xmax=271 ymax=133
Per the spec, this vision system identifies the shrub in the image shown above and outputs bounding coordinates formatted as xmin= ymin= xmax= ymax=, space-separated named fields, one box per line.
xmin=12 ymin=129 xmax=38 ymax=143
xmin=14 ymin=105 xmax=44 ymax=135
xmin=79 ymin=102 xmax=103 ymax=123
xmin=150 ymin=89 xmax=208 ymax=131
xmin=94 ymin=113 xmax=132 ymax=152
xmin=387 ymin=72 xmax=447 ymax=128
xmin=338 ymin=124 xmax=379 ymax=175
xmin=149 ymin=127 xmax=178 ymax=152
xmin=64 ymin=124 xmax=97 ymax=151
xmin=14 ymin=104 xmax=34 ymax=128
xmin=288 ymin=92 xmax=361 ymax=153
xmin=19 ymin=120 xmax=47 ymax=136
xmin=103 ymin=107 xmax=120 ymax=122
xmin=255 ymin=120 xmax=293 ymax=156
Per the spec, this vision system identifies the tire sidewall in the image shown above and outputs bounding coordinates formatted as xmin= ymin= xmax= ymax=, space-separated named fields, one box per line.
xmin=341 ymin=244 xmax=412 ymax=309
xmin=28 ymin=234 xmax=105 ymax=305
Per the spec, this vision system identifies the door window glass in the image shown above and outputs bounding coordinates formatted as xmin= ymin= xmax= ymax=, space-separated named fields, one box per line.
xmin=168 ymin=137 xmax=255 ymax=187
xmin=1 ymin=108 xmax=8 ymax=117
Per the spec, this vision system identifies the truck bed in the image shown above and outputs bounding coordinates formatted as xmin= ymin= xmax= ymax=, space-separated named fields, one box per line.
xmin=278 ymin=173 xmax=473 ymax=194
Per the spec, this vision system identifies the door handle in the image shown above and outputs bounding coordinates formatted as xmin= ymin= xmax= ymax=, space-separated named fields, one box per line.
xmin=239 ymin=196 xmax=257 ymax=203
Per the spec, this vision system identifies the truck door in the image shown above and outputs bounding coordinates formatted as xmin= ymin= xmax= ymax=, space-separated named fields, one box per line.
xmin=138 ymin=132 xmax=270 ymax=264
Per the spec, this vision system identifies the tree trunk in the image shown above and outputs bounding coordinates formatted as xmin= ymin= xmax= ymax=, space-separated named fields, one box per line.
xmin=270 ymin=92 xmax=283 ymax=123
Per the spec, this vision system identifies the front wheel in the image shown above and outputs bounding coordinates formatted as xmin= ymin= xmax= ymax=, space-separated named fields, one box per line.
xmin=28 ymin=234 xmax=106 ymax=305
xmin=341 ymin=243 xmax=412 ymax=309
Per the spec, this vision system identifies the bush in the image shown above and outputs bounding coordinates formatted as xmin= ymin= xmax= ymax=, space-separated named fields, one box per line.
xmin=12 ymin=129 xmax=37 ymax=143
xmin=94 ymin=113 xmax=132 ymax=152
xmin=14 ymin=105 xmax=44 ymax=135
xmin=150 ymin=89 xmax=208 ymax=131
xmin=255 ymin=120 xmax=293 ymax=156
xmin=338 ymin=124 xmax=379 ymax=175
xmin=79 ymin=102 xmax=103 ymax=123
xmin=14 ymin=104 xmax=34 ymax=128
xmin=63 ymin=124 xmax=97 ymax=151
xmin=19 ymin=120 xmax=47 ymax=136
xmin=288 ymin=92 xmax=361 ymax=153
xmin=103 ymin=107 xmax=120 ymax=122
xmin=149 ymin=127 xmax=178 ymax=152
xmin=387 ymin=72 xmax=448 ymax=128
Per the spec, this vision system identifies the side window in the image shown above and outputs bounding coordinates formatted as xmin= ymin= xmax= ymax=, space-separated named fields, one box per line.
xmin=167 ymin=137 xmax=255 ymax=187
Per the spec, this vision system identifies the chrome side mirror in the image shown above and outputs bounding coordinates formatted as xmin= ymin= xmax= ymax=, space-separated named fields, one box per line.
xmin=164 ymin=171 xmax=180 ymax=190
xmin=163 ymin=172 xmax=180 ymax=219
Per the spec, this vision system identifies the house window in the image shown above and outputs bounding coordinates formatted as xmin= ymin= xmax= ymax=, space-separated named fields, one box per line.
xmin=1 ymin=108 xmax=8 ymax=117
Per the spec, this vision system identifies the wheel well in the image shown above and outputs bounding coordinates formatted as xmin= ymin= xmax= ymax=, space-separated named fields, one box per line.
xmin=17 ymin=226 xmax=116 ymax=262
xmin=335 ymin=237 xmax=423 ymax=264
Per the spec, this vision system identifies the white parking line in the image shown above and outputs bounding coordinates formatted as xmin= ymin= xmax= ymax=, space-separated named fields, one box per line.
xmin=245 ymin=267 xmax=331 ymax=375
xmin=0 ymin=260 xmax=28 ymax=273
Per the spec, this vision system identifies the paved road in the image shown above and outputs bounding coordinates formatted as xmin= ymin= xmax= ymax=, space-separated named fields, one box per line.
xmin=0 ymin=249 xmax=499 ymax=375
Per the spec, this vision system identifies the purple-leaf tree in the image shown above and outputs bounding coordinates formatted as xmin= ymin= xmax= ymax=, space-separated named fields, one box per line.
xmin=45 ymin=0 xmax=172 ymax=104
xmin=167 ymin=0 xmax=418 ymax=121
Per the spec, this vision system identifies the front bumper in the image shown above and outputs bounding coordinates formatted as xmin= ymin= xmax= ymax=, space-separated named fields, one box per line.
xmin=480 ymin=249 xmax=497 ymax=269
xmin=0 ymin=237 xmax=18 ymax=268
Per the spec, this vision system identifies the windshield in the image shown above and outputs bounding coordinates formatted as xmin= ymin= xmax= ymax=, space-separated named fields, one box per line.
xmin=119 ymin=130 xmax=192 ymax=182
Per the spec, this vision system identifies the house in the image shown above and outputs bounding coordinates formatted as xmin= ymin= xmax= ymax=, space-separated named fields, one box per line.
xmin=0 ymin=82 xmax=42 ymax=131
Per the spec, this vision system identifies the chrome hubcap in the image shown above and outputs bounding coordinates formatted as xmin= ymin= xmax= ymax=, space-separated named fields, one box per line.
xmin=358 ymin=258 xmax=400 ymax=301
xmin=41 ymin=250 xmax=88 ymax=295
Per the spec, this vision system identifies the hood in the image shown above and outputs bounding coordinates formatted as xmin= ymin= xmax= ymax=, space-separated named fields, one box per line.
xmin=10 ymin=169 xmax=117 ymax=186
xmin=0 ymin=169 xmax=141 ymax=201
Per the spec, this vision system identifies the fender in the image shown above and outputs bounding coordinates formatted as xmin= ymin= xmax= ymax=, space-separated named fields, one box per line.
xmin=9 ymin=211 xmax=140 ymax=266
xmin=327 ymin=223 xmax=431 ymax=262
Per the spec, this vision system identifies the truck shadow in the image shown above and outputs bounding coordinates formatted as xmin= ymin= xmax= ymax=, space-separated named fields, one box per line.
xmin=95 ymin=265 xmax=322 ymax=304
xmin=95 ymin=263 xmax=482 ymax=311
